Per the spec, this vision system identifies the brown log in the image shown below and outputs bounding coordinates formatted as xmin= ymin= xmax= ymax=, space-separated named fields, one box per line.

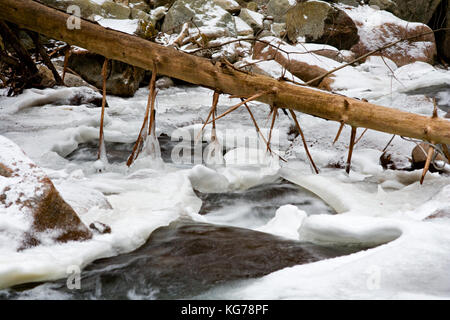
xmin=2 ymin=0 xmax=450 ymax=145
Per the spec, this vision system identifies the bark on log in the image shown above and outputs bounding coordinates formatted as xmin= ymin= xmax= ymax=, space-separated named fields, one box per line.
xmin=2 ymin=0 xmax=450 ymax=144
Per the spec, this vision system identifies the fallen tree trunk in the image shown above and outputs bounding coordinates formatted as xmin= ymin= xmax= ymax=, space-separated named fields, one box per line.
xmin=2 ymin=0 xmax=450 ymax=144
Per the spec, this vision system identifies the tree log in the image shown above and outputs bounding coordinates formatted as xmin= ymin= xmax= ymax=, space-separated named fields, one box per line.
xmin=2 ymin=0 xmax=450 ymax=144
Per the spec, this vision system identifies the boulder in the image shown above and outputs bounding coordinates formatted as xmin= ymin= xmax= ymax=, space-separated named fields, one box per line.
xmin=162 ymin=0 xmax=237 ymax=38
xmin=342 ymin=5 xmax=437 ymax=66
xmin=286 ymin=1 xmax=359 ymax=50
xmin=411 ymin=142 xmax=448 ymax=171
xmin=239 ymin=8 xmax=264 ymax=33
xmin=267 ymin=0 xmax=297 ymax=23
xmin=379 ymin=151 xmax=411 ymax=170
xmin=40 ymin=0 xmax=103 ymax=20
xmin=0 ymin=136 xmax=92 ymax=250
xmin=368 ymin=0 xmax=398 ymax=13
xmin=234 ymin=16 xmax=254 ymax=36
xmin=40 ymin=0 xmax=135 ymax=20
xmin=151 ymin=0 xmax=176 ymax=7
xmin=389 ymin=0 xmax=442 ymax=24
xmin=437 ymin=2 xmax=450 ymax=61
xmin=101 ymin=0 xmax=131 ymax=19
xmin=37 ymin=65 xmax=56 ymax=88
xmin=67 ymin=51 xmax=145 ymax=97
xmin=213 ymin=0 xmax=241 ymax=14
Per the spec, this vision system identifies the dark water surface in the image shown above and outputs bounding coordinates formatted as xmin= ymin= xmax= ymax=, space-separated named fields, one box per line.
xmin=4 ymin=219 xmax=366 ymax=300
xmin=2 ymin=139 xmax=368 ymax=299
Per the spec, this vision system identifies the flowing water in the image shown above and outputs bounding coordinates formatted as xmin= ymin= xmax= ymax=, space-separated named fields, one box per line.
xmin=0 ymin=139 xmax=372 ymax=300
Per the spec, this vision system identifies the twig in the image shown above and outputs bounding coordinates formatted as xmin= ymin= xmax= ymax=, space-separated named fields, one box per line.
xmin=28 ymin=31 xmax=64 ymax=85
xmin=382 ymin=135 xmax=396 ymax=152
xmin=126 ymin=62 xmax=157 ymax=167
xmin=354 ymin=128 xmax=368 ymax=145
xmin=207 ymin=91 xmax=267 ymax=124
xmin=267 ymin=106 xmax=278 ymax=152
xmin=62 ymin=45 xmax=71 ymax=83
xmin=243 ymin=101 xmax=287 ymax=162
xmin=98 ymin=58 xmax=108 ymax=160
xmin=195 ymin=91 xmax=220 ymax=142
xmin=289 ymin=109 xmax=319 ymax=174
xmin=420 ymin=143 xmax=434 ymax=184
xmin=346 ymin=126 xmax=357 ymax=174
xmin=333 ymin=121 xmax=345 ymax=145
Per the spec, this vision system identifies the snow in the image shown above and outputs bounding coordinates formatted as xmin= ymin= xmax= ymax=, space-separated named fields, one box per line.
xmin=339 ymin=5 xmax=435 ymax=61
xmin=95 ymin=17 xmax=140 ymax=35
xmin=1 ymin=17 xmax=450 ymax=297
xmin=256 ymin=205 xmax=307 ymax=240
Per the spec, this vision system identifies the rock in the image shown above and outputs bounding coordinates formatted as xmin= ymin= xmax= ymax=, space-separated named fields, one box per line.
xmin=389 ymin=0 xmax=441 ymax=24
xmin=286 ymin=1 xmax=359 ymax=50
xmin=128 ymin=0 xmax=150 ymax=12
xmin=0 ymin=136 xmax=92 ymax=250
xmin=131 ymin=8 xmax=152 ymax=21
xmin=67 ymin=51 xmax=145 ymax=97
xmin=89 ymin=221 xmax=112 ymax=234
xmin=162 ymin=0 xmax=237 ymax=38
xmin=379 ymin=151 xmax=411 ymax=170
xmin=213 ymin=0 xmax=241 ymax=14
xmin=302 ymin=43 xmax=348 ymax=63
xmin=270 ymin=22 xmax=287 ymax=38
xmin=343 ymin=5 xmax=437 ymax=67
xmin=40 ymin=0 xmax=135 ymax=20
xmin=239 ymin=8 xmax=264 ymax=33
xmin=155 ymin=76 xmax=174 ymax=89
xmin=101 ymin=0 xmax=132 ymax=19
xmin=61 ymin=71 xmax=98 ymax=90
xmin=246 ymin=2 xmax=258 ymax=11
xmin=253 ymin=36 xmax=336 ymax=89
xmin=368 ymin=0 xmax=398 ymax=13
xmin=267 ymin=0 xmax=297 ymax=23
xmin=37 ymin=65 xmax=56 ymax=88
xmin=437 ymin=2 xmax=450 ymax=61
xmin=234 ymin=16 xmax=254 ymax=36
xmin=39 ymin=0 xmax=103 ymax=20
xmin=151 ymin=0 xmax=176 ymax=7
xmin=411 ymin=142 xmax=447 ymax=171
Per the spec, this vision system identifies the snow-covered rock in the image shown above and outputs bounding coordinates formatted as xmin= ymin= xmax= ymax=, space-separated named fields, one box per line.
xmin=239 ymin=8 xmax=264 ymax=33
xmin=162 ymin=0 xmax=237 ymax=38
xmin=252 ymin=36 xmax=338 ymax=89
xmin=0 ymin=136 xmax=92 ymax=251
xmin=213 ymin=0 xmax=241 ymax=14
xmin=341 ymin=5 xmax=437 ymax=66
xmin=234 ymin=16 xmax=254 ymax=36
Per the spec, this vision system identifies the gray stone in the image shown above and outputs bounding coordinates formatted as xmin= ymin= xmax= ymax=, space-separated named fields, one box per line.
xmin=156 ymin=76 xmax=175 ymax=89
xmin=68 ymin=52 xmax=145 ymax=97
xmin=239 ymin=8 xmax=264 ymax=33
xmin=101 ymin=0 xmax=131 ymax=19
xmin=286 ymin=1 xmax=359 ymax=50
xmin=267 ymin=0 xmax=297 ymax=23
xmin=390 ymin=0 xmax=442 ymax=24
xmin=162 ymin=0 xmax=237 ymax=37
xmin=213 ymin=0 xmax=241 ymax=14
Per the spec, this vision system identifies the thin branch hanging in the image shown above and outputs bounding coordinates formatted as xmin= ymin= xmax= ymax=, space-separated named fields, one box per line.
xmin=97 ymin=57 xmax=108 ymax=162
xmin=346 ymin=126 xmax=357 ymax=174
xmin=126 ymin=62 xmax=157 ymax=167
xmin=288 ymin=109 xmax=319 ymax=174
